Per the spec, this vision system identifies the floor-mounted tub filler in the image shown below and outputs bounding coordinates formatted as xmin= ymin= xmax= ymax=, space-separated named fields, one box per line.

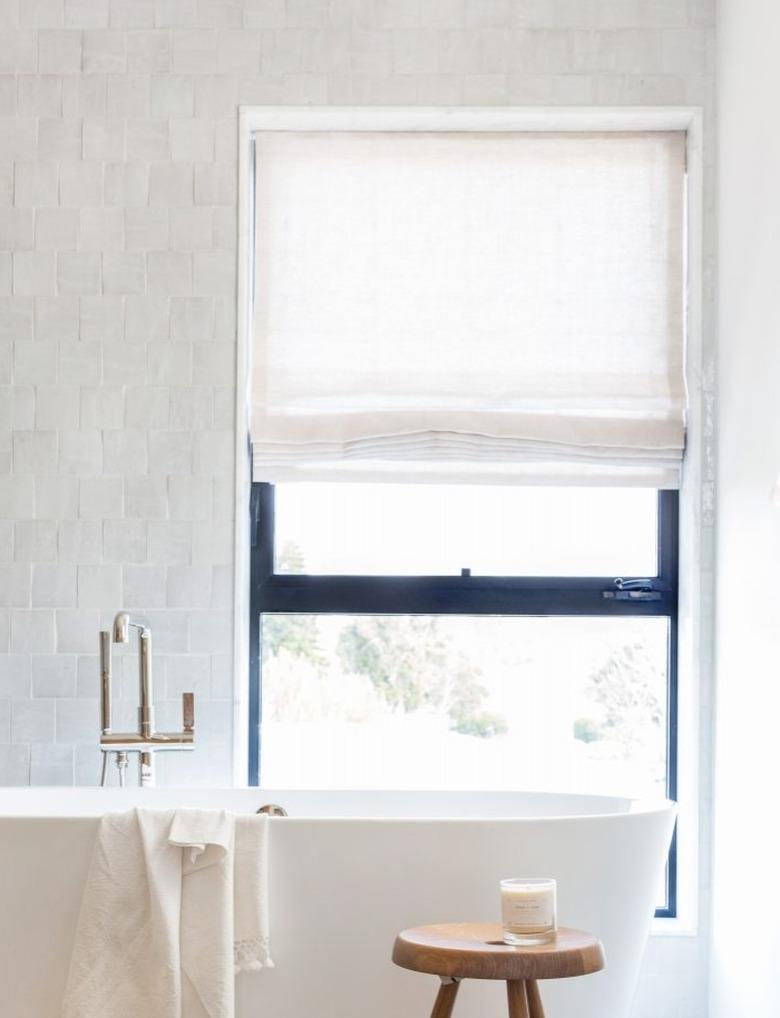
xmin=0 ymin=788 xmax=674 ymax=1018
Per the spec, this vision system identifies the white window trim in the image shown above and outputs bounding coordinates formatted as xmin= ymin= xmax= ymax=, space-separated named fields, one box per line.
xmin=233 ymin=107 xmax=706 ymax=937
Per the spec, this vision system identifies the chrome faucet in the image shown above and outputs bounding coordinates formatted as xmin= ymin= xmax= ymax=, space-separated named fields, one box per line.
xmin=99 ymin=613 xmax=195 ymax=787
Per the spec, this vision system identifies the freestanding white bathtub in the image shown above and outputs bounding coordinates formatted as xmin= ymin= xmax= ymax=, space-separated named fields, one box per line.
xmin=0 ymin=788 xmax=674 ymax=1018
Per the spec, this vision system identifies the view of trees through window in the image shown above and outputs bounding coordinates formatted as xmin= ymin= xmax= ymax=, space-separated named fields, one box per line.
xmin=260 ymin=545 xmax=668 ymax=797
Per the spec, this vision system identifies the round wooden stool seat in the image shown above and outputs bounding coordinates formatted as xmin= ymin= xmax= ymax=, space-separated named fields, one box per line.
xmin=392 ymin=923 xmax=605 ymax=1018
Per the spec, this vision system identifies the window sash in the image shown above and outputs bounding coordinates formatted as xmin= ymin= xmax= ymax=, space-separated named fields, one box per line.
xmin=248 ymin=484 xmax=679 ymax=918
xmin=251 ymin=485 xmax=677 ymax=616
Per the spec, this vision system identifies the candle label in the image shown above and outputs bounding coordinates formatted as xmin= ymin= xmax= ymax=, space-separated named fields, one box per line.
xmin=501 ymin=888 xmax=555 ymax=930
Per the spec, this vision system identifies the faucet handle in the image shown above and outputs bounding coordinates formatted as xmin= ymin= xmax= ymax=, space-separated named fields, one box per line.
xmin=182 ymin=692 xmax=195 ymax=733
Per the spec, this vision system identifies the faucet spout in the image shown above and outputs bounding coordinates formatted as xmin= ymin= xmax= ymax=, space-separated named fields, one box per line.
xmin=112 ymin=611 xmax=149 ymax=644
xmin=111 ymin=613 xmax=154 ymax=740
xmin=112 ymin=611 xmax=130 ymax=643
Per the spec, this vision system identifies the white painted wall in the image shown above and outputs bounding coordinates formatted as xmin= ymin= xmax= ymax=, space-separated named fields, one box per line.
xmin=712 ymin=2 xmax=780 ymax=1015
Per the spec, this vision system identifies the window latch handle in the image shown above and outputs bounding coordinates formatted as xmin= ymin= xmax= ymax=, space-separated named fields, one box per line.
xmin=602 ymin=577 xmax=663 ymax=601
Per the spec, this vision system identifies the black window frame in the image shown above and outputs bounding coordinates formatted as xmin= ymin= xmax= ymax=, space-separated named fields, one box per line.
xmin=249 ymin=482 xmax=679 ymax=918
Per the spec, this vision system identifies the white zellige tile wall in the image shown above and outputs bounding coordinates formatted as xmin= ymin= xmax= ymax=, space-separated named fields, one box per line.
xmin=0 ymin=0 xmax=715 ymax=788
xmin=0 ymin=2 xmax=715 ymax=1016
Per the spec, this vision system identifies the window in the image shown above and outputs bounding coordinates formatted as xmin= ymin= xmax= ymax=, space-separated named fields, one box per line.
xmin=242 ymin=112 xmax=689 ymax=920
xmin=249 ymin=483 xmax=679 ymax=916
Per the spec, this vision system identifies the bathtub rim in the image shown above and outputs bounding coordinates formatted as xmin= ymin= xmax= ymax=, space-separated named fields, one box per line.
xmin=0 ymin=787 xmax=676 ymax=823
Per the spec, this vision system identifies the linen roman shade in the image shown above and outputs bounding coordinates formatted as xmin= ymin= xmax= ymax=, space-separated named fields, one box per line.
xmin=251 ymin=129 xmax=686 ymax=487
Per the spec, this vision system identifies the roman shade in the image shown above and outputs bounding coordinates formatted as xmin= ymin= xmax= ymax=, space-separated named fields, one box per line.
xmin=251 ymin=129 xmax=686 ymax=487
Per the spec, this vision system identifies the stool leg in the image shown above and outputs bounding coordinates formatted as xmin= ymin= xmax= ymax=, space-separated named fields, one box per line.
xmin=506 ymin=980 xmax=530 ymax=1018
xmin=525 ymin=980 xmax=545 ymax=1018
xmin=430 ymin=976 xmax=460 ymax=1018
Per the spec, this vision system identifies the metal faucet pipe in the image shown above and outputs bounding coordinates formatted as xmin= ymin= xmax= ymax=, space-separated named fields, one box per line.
xmin=99 ymin=612 xmax=195 ymax=788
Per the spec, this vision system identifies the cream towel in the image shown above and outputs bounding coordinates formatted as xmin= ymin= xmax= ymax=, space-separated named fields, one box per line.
xmin=62 ymin=808 xmax=272 ymax=1018
xmin=233 ymin=813 xmax=273 ymax=974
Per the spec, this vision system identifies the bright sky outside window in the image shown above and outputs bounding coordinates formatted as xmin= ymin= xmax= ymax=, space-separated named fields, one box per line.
xmin=274 ymin=484 xmax=658 ymax=577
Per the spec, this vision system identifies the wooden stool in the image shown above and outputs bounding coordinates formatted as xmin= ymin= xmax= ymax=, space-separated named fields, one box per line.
xmin=392 ymin=922 xmax=604 ymax=1018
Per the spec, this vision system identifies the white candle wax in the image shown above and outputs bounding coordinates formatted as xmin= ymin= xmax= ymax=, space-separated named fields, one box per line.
xmin=500 ymin=878 xmax=557 ymax=938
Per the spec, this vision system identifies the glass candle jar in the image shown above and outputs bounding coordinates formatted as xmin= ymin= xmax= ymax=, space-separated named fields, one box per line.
xmin=500 ymin=877 xmax=557 ymax=946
